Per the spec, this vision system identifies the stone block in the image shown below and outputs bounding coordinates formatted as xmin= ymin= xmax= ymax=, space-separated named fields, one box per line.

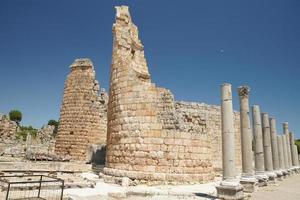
xmin=216 ymin=181 xmax=244 ymax=200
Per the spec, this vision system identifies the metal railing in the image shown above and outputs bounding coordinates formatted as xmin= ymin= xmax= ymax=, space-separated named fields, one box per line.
xmin=0 ymin=174 xmax=64 ymax=200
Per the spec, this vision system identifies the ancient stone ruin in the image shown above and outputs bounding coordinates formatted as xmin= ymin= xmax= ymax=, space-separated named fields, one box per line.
xmin=55 ymin=58 xmax=108 ymax=160
xmin=103 ymin=6 xmax=242 ymax=185
xmin=1 ymin=4 xmax=300 ymax=200
xmin=0 ymin=113 xmax=18 ymax=140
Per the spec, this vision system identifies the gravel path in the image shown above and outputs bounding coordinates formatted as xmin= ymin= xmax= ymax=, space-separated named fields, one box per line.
xmin=251 ymin=173 xmax=300 ymax=200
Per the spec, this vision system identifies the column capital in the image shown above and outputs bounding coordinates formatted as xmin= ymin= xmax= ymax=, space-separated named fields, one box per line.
xmin=237 ymin=85 xmax=250 ymax=98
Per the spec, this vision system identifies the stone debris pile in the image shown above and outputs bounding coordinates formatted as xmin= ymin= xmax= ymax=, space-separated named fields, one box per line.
xmin=37 ymin=124 xmax=55 ymax=144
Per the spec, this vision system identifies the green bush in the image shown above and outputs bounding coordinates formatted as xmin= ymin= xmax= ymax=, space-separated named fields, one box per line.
xmin=16 ymin=125 xmax=37 ymax=141
xmin=48 ymin=119 xmax=58 ymax=127
xmin=9 ymin=110 xmax=22 ymax=124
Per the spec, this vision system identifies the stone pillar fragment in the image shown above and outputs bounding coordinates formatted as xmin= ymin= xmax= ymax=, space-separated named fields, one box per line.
xmin=25 ymin=132 xmax=32 ymax=150
xmin=282 ymin=134 xmax=289 ymax=169
xmin=252 ymin=105 xmax=268 ymax=186
xmin=269 ymin=118 xmax=283 ymax=179
xmin=283 ymin=123 xmax=292 ymax=168
xmin=293 ymin=145 xmax=300 ymax=173
xmin=270 ymin=118 xmax=279 ymax=170
xmin=277 ymin=136 xmax=287 ymax=177
xmin=237 ymin=86 xmax=257 ymax=193
xmin=261 ymin=113 xmax=276 ymax=182
xmin=293 ymin=144 xmax=299 ymax=166
xmin=216 ymin=84 xmax=243 ymax=200
xmin=289 ymin=132 xmax=297 ymax=167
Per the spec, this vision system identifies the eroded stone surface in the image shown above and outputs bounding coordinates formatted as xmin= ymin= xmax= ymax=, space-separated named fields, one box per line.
xmin=55 ymin=58 xmax=108 ymax=160
xmin=104 ymin=6 xmax=241 ymax=185
xmin=0 ymin=114 xmax=17 ymax=139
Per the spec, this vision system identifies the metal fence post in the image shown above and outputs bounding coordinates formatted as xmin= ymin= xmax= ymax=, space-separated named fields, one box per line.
xmin=60 ymin=180 xmax=64 ymax=200
xmin=37 ymin=175 xmax=43 ymax=198
xmin=5 ymin=183 xmax=10 ymax=200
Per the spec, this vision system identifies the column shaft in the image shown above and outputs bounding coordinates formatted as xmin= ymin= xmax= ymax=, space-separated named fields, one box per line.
xmin=283 ymin=123 xmax=292 ymax=168
xmin=282 ymin=134 xmax=289 ymax=169
xmin=221 ymin=83 xmax=236 ymax=180
xmin=289 ymin=132 xmax=297 ymax=166
xmin=238 ymin=86 xmax=254 ymax=176
xmin=277 ymin=136 xmax=285 ymax=169
xmin=293 ymin=144 xmax=299 ymax=166
xmin=270 ymin=118 xmax=280 ymax=170
xmin=252 ymin=105 xmax=265 ymax=173
xmin=262 ymin=113 xmax=273 ymax=171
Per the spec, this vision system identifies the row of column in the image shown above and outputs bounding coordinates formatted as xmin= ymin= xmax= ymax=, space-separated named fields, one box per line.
xmin=217 ymin=83 xmax=300 ymax=200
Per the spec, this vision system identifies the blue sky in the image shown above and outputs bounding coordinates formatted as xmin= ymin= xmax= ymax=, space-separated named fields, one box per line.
xmin=0 ymin=0 xmax=299 ymax=138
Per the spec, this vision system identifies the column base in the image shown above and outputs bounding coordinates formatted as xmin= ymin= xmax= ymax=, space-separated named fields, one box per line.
xmin=255 ymin=173 xmax=268 ymax=187
xmin=266 ymin=172 xmax=277 ymax=184
xmin=240 ymin=176 xmax=258 ymax=193
xmin=291 ymin=166 xmax=299 ymax=174
xmin=287 ymin=168 xmax=293 ymax=176
xmin=216 ymin=180 xmax=244 ymax=200
xmin=281 ymin=169 xmax=288 ymax=178
xmin=274 ymin=170 xmax=283 ymax=181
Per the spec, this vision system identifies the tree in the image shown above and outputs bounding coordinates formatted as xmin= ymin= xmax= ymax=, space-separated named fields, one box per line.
xmin=9 ymin=110 xmax=22 ymax=124
xmin=48 ymin=119 xmax=58 ymax=126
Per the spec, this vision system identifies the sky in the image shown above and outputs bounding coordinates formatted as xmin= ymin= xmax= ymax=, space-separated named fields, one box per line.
xmin=0 ymin=0 xmax=299 ymax=138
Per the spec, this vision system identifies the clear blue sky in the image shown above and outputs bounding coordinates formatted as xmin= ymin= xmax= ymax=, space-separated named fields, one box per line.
xmin=0 ymin=0 xmax=299 ymax=138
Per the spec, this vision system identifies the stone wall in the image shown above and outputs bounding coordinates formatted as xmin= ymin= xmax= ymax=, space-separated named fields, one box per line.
xmin=104 ymin=6 xmax=241 ymax=185
xmin=175 ymin=102 xmax=241 ymax=175
xmin=55 ymin=58 xmax=108 ymax=160
xmin=0 ymin=114 xmax=17 ymax=140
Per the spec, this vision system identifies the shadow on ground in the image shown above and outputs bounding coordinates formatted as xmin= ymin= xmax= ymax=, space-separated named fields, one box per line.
xmin=194 ymin=193 xmax=217 ymax=199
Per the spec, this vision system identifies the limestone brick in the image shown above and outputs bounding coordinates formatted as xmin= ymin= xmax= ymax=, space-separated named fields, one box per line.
xmin=104 ymin=6 xmax=241 ymax=184
xmin=0 ymin=114 xmax=17 ymax=140
xmin=54 ymin=58 xmax=107 ymax=160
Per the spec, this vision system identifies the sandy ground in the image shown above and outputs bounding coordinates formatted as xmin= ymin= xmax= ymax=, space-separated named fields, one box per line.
xmin=251 ymin=173 xmax=300 ymax=200
xmin=2 ymin=172 xmax=300 ymax=199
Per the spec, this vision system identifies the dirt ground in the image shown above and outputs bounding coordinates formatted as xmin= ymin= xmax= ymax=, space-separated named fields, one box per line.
xmin=251 ymin=173 xmax=300 ymax=200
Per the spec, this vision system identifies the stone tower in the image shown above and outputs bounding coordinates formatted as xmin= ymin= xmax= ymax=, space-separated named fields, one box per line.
xmin=55 ymin=58 xmax=107 ymax=160
xmin=104 ymin=6 xmax=218 ymax=184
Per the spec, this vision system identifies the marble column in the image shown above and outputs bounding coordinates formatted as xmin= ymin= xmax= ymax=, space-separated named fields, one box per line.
xmin=269 ymin=118 xmax=282 ymax=179
xmin=252 ymin=105 xmax=268 ymax=186
xmin=289 ymin=132 xmax=297 ymax=167
xmin=216 ymin=84 xmax=244 ymax=200
xmin=237 ymin=86 xmax=257 ymax=192
xmin=277 ymin=135 xmax=288 ymax=177
xmin=293 ymin=144 xmax=300 ymax=173
xmin=282 ymin=134 xmax=289 ymax=170
xmin=293 ymin=144 xmax=299 ymax=166
xmin=283 ymin=123 xmax=292 ymax=169
xmin=261 ymin=113 xmax=276 ymax=183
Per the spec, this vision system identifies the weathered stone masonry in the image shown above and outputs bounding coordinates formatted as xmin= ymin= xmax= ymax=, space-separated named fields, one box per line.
xmin=175 ymin=102 xmax=242 ymax=175
xmin=55 ymin=58 xmax=108 ymax=160
xmin=103 ymin=6 xmax=241 ymax=184
xmin=0 ymin=114 xmax=18 ymax=140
